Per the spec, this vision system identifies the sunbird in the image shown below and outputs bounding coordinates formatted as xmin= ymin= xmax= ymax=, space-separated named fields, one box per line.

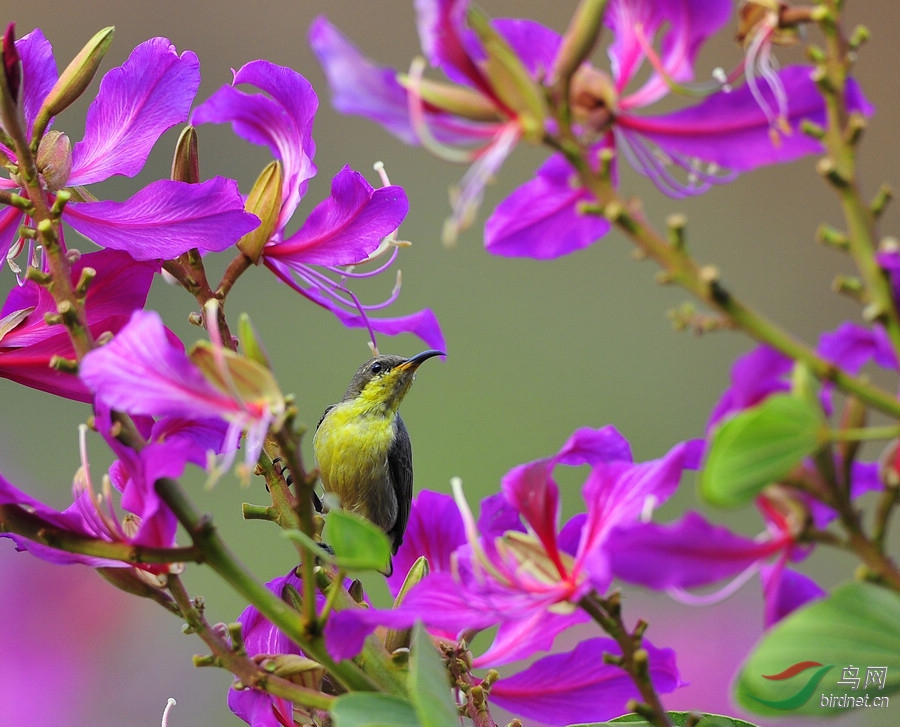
xmin=313 ymin=350 xmax=443 ymax=572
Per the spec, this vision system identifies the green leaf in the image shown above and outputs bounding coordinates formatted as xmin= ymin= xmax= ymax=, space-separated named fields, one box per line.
xmin=569 ymin=711 xmax=760 ymax=726
xmin=699 ymin=394 xmax=825 ymax=507
xmin=282 ymin=528 xmax=332 ymax=562
xmin=327 ymin=509 xmax=392 ymax=572
xmin=735 ymin=581 xmax=900 ymax=717
xmin=408 ymin=623 xmax=459 ymax=727
xmin=331 ymin=693 xmax=420 ymax=727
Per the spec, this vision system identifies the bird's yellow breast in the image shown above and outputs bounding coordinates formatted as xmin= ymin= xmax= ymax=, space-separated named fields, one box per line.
xmin=313 ymin=401 xmax=397 ymax=520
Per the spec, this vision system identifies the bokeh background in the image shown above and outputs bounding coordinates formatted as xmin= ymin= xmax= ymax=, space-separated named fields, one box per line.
xmin=1 ymin=2 xmax=899 ymax=725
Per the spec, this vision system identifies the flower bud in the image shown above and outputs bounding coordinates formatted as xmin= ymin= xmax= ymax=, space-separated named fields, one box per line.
xmin=96 ymin=567 xmax=179 ymax=613
xmin=36 ymin=130 xmax=72 ymax=192
xmin=263 ymin=654 xmax=326 ymax=690
xmin=32 ymin=27 xmax=114 ymax=141
xmin=237 ymin=161 xmax=282 ymax=263
xmin=551 ymin=0 xmax=607 ymax=86
xmin=383 ymin=556 xmax=429 ymax=653
xmin=0 ymin=23 xmax=24 ymax=137
xmin=570 ymin=65 xmax=617 ymax=132
xmin=466 ymin=6 xmax=547 ymax=142
xmin=1 ymin=23 xmax=20 ymax=100
xmin=396 ymin=74 xmax=502 ymax=122
xmin=171 ymin=126 xmax=200 ymax=184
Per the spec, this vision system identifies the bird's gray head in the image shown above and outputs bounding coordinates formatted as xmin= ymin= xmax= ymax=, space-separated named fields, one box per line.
xmin=340 ymin=350 xmax=444 ymax=408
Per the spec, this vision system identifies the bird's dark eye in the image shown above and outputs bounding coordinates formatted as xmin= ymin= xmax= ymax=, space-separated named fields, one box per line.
xmin=370 ymin=362 xmax=383 ymax=374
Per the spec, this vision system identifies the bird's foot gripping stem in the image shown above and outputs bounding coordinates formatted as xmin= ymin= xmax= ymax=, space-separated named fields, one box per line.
xmin=272 ymin=457 xmax=324 ymax=513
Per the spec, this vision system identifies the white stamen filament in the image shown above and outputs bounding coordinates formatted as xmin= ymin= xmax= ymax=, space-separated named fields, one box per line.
xmin=450 ymin=476 xmax=505 ymax=585
xmin=161 ymin=698 xmax=177 ymax=727
xmin=407 ymin=57 xmax=479 ymax=164
xmin=666 ymin=561 xmax=761 ymax=606
xmin=640 ymin=494 xmax=658 ymax=523
xmin=711 ymin=67 xmax=732 ymax=93
xmin=202 ymin=299 xmax=244 ymax=406
xmin=373 ymin=160 xmax=390 ymax=187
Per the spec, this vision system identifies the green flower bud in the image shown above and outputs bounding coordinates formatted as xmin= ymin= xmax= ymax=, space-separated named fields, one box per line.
xmin=238 ymin=161 xmax=282 ymax=263
xmin=32 ymin=27 xmax=114 ymax=143
xmin=383 ymin=555 xmax=429 ymax=653
xmin=0 ymin=23 xmax=25 ymax=140
xmin=171 ymin=126 xmax=200 ymax=184
xmin=36 ymin=130 xmax=72 ymax=192
xmin=396 ymin=74 xmax=502 ymax=122
xmin=466 ymin=6 xmax=547 ymax=142
xmin=551 ymin=0 xmax=609 ymax=86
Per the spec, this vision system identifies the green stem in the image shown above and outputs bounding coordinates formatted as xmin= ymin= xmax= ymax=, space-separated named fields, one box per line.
xmin=817 ymin=2 xmax=900 ymax=359
xmin=827 ymin=425 xmax=900 ymax=442
xmin=548 ymin=131 xmax=900 ymax=418
xmin=167 ymin=575 xmax=335 ymax=712
xmin=812 ymin=458 xmax=900 ymax=590
xmin=0 ymin=503 xmax=201 ymax=564
xmin=272 ymin=424 xmax=321 ymax=632
xmin=579 ymin=592 xmax=671 ymax=727
xmin=0 ymin=86 xmax=94 ymax=359
xmin=154 ymin=475 xmax=379 ymax=692
xmin=873 ymin=486 xmax=900 ymax=551
xmin=315 ymin=568 xmax=409 ymax=696
xmin=571 ymin=170 xmax=900 ymax=420
xmin=258 ymin=441 xmax=304 ymax=534
xmin=218 ymin=250 xmax=254 ymax=300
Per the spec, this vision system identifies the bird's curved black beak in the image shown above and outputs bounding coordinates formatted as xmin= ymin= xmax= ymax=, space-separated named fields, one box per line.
xmin=397 ymin=349 xmax=445 ymax=371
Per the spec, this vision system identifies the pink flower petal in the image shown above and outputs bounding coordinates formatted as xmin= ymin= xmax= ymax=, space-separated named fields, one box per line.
xmin=64 ymin=178 xmax=259 ymax=259
xmin=70 ymin=38 xmax=200 ymax=184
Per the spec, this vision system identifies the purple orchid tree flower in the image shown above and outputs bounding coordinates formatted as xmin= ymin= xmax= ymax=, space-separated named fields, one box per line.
xmin=605 ymin=328 xmax=893 ymax=628
xmin=0 ymin=467 xmax=131 ymax=569
xmin=0 ymin=406 xmax=223 ymax=572
xmin=192 ymin=60 xmax=444 ymax=353
xmin=0 ymin=248 xmax=156 ymax=401
xmin=487 ymin=636 xmax=682 ymax=726
xmin=606 ymin=504 xmax=824 ymax=629
xmin=228 ymin=569 xmax=310 ymax=727
xmin=309 ymin=2 xmax=559 ymax=245
xmin=228 ymin=568 xmax=363 ymax=727
xmin=486 ymin=0 xmax=874 ymax=259
xmin=382 ymin=492 xmax=683 ymax=726
xmin=98 ymin=406 xmax=230 ymax=557
xmin=310 ymin=0 xmax=873 ymax=260
xmin=0 ymin=29 xmax=258 ymax=268
xmin=606 ymin=452 xmax=883 ymax=627
xmin=79 ymin=309 xmax=284 ymax=480
xmin=319 ymin=427 xmax=699 ymax=723
xmin=706 ymin=344 xmax=793 ymax=432
xmin=226 ymin=489 xmax=680 ymax=726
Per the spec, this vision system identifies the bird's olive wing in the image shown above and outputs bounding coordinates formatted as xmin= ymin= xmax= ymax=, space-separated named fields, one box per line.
xmin=315 ymin=404 xmax=335 ymax=431
xmin=387 ymin=415 xmax=413 ymax=555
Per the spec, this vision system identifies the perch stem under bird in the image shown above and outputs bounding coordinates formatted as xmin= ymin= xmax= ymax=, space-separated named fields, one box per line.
xmin=313 ymin=349 xmax=444 ymax=575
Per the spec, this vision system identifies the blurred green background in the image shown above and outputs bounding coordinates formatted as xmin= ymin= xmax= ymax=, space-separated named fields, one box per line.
xmin=1 ymin=2 xmax=899 ymax=725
